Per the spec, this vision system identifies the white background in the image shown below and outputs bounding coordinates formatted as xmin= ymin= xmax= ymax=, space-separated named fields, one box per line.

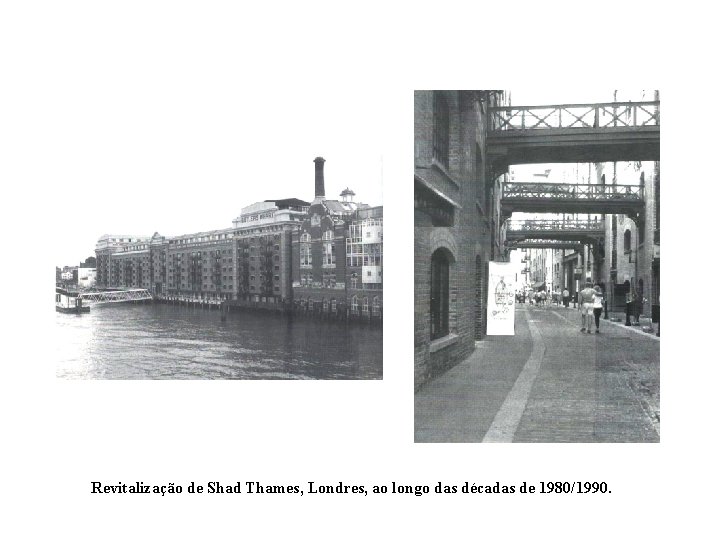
xmin=1 ymin=1 xmax=717 ymax=538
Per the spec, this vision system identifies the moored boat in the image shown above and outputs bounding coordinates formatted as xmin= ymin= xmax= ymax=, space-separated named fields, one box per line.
xmin=56 ymin=287 xmax=90 ymax=313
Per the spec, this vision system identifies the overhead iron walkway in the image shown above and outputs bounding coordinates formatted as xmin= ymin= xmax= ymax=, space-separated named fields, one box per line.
xmin=501 ymin=181 xmax=644 ymax=219
xmin=487 ymin=101 xmax=660 ymax=172
xmin=505 ymin=238 xmax=585 ymax=251
xmin=505 ymin=219 xmax=605 ymax=243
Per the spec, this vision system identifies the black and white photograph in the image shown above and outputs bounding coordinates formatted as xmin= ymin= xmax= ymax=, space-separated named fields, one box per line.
xmin=53 ymin=97 xmax=385 ymax=380
xmin=414 ymin=90 xmax=660 ymax=442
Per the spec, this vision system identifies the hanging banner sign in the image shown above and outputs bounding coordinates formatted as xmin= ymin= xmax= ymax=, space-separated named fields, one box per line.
xmin=487 ymin=261 xmax=517 ymax=335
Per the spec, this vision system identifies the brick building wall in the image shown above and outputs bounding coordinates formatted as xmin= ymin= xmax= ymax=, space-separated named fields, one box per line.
xmin=414 ymin=90 xmax=501 ymax=391
xmin=597 ymin=160 xmax=659 ymax=317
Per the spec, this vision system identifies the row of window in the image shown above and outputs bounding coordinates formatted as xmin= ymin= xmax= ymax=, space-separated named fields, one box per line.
xmin=300 ymin=231 xmax=334 ymax=243
xmin=298 ymin=296 xmax=381 ymax=314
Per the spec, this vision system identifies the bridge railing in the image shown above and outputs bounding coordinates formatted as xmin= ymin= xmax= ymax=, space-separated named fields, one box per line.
xmin=506 ymin=219 xmax=605 ymax=232
xmin=506 ymin=239 xmax=585 ymax=250
xmin=79 ymin=289 xmax=153 ymax=304
xmin=502 ymin=182 xmax=643 ymax=201
xmin=508 ymin=239 xmax=584 ymax=247
xmin=489 ymin=101 xmax=659 ymax=131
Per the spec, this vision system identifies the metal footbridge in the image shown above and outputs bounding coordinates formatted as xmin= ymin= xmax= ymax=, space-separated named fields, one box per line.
xmin=79 ymin=289 xmax=153 ymax=305
xmin=488 ymin=101 xmax=660 ymax=172
xmin=501 ymin=181 xmax=644 ymax=218
xmin=486 ymin=99 xmax=659 ymax=259
xmin=506 ymin=219 xmax=605 ymax=243
xmin=505 ymin=238 xmax=585 ymax=251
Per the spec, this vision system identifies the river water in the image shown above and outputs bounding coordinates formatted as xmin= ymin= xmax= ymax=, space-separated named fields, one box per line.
xmin=56 ymin=303 xmax=383 ymax=380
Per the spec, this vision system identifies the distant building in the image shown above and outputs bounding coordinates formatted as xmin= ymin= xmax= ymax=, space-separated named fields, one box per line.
xmin=58 ymin=265 xmax=78 ymax=284
xmin=77 ymin=267 xmax=96 ymax=288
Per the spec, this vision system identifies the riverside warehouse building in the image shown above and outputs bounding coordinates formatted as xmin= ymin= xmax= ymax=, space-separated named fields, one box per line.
xmin=94 ymin=157 xmax=382 ymax=321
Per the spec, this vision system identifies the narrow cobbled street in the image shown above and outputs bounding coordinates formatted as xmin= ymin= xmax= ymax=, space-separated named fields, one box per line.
xmin=415 ymin=303 xmax=659 ymax=443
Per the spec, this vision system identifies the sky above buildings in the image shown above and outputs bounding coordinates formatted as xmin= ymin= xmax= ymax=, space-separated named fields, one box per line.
xmin=53 ymin=83 xmax=391 ymax=265
xmin=508 ymin=89 xmax=656 ymax=107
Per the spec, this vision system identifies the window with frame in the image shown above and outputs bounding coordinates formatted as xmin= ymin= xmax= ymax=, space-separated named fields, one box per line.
xmin=323 ymin=242 xmax=335 ymax=265
xmin=433 ymin=92 xmax=450 ymax=169
xmin=322 ymin=230 xmax=335 ymax=265
xmin=351 ymin=295 xmax=359 ymax=314
xmin=300 ymin=232 xmax=312 ymax=267
xmin=430 ymin=249 xmax=450 ymax=340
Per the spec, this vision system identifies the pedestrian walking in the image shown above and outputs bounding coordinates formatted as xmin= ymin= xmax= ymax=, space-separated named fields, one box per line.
xmin=578 ymin=278 xmax=596 ymax=333
xmin=563 ymin=287 xmax=570 ymax=308
xmin=592 ymin=284 xmax=604 ymax=333
xmin=625 ymin=284 xmax=634 ymax=326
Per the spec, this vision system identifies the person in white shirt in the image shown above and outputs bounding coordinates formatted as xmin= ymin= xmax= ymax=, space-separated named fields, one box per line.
xmin=578 ymin=279 xmax=596 ymax=333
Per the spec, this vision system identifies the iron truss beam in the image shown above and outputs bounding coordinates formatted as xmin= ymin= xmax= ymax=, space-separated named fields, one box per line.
xmin=506 ymin=239 xmax=584 ymax=250
xmin=505 ymin=219 xmax=605 ymax=242
xmin=501 ymin=182 xmax=645 ymax=217
xmin=79 ymin=289 xmax=153 ymax=305
xmin=486 ymin=101 xmax=660 ymax=171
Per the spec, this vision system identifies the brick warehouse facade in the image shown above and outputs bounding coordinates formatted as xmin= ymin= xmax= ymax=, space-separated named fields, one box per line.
xmin=95 ymin=157 xmax=382 ymax=320
xmin=291 ymin=158 xmax=383 ymax=321
xmin=415 ymin=90 xmax=507 ymax=391
xmin=595 ymin=159 xmax=660 ymax=319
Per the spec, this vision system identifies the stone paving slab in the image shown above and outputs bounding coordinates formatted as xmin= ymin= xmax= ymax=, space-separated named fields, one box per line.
xmin=415 ymin=303 xmax=660 ymax=443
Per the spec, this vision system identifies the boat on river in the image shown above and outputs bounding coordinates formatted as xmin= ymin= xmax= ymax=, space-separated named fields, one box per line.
xmin=56 ymin=287 xmax=90 ymax=314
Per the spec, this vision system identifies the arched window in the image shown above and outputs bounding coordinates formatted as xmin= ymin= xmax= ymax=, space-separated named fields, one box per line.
xmin=323 ymin=298 xmax=328 ymax=312
xmin=431 ymin=249 xmax=451 ymax=340
xmin=351 ymin=295 xmax=359 ymax=315
xmin=362 ymin=297 xmax=369 ymax=314
xmin=300 ymin=232 xmax=311 ymax=243
xmin=433 ymin=92 xmax=450 ymax=168
xmin=331 ymin=299 xmax=337 ymax=313
xmin=624 ymin=229 xmax=632 ymax=253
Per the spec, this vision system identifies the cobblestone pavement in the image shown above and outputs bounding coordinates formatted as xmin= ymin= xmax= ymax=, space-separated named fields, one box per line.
xmin=415 ymin=303 xmax=660 ymax=443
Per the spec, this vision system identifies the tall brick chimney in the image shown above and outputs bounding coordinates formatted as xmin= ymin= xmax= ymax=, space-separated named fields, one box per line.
xmin=313 ymin=157 xmax=326 ymax=201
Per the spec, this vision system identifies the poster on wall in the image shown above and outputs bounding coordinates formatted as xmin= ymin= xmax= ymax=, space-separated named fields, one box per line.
xmin=487 ymin=261 xmax=517 ymax=336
